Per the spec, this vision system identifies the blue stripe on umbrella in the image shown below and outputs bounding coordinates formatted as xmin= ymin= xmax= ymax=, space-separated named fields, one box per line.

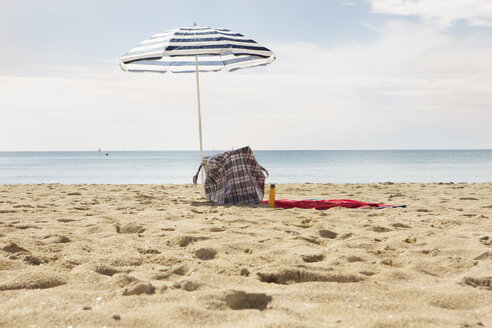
xmin=130 ymin=60 xmax=224 ymax=66
xmin=166 ymin=44 xmax=270 ymax=51
xmin=179 ymin=27 xmax=214 ymax=31
xmin=174 ymin=31 xmax=244 ymax=37
xmin=169 ymin=37 xmax=256 ymax=43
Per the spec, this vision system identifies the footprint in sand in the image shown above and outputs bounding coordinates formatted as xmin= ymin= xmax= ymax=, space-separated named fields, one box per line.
xmin=427 ymin=293 xmax=486 ymax=310
xmin=319 ymin=229 xmax=338 ymax=239
xmin=171 ymin=235 xmax=208 ymax=247
xmin=111 ymin=273 xmax=139 ymax=288
xmin=479 ymin=236 xmax=491 ymax=246
xmin=0 ymin=270 xmax=66 ymax=290
xmin=209 ymin=226 xmax=226 ymax=232
xmin=422 ymin=249 xmax=440 ymax=256
xmin=257 ymin=268 xmax=363 ymax=284
xmin=45 ymin=235 xmax=71 ymax=243
xmin=388 ymin=193 xmax=404 ymax=199
xmin=339 ymin=232 xmax=354 ymax=239
xmin=346 ymin=256 xmax=364 ymax=263
xmin=116 ymin=223 xmax=146 ymax=234
xmin=224 ymin=291 xmax=272 ymax=310
xmin=194 ymin=247 xmax=217 ymax=260
xmin=13 ymin=204 xmax=34 ymax=208
xmin=391 ymin=222 xmax=411 ymax=229
xmin=57 ymin=218 xmax=77 ymax=223
xmin=24 ymin=255 xmax=49 ymax=266
xmin=2 ymin=242 xmax=28 ymax=254
xmin=459 ymin=322 xmax=485 ymax=328
xmin=137 ymin=247 xmax=161 ymax=255
xmin=73 ymin=206 xmax=90 ymax=211
xmin=153 ymin=264 xmax=193 ymax=280
xmin=298 ymin=236 xmax=324 ymax=245
xmin=295 ymin=218 xmax=316 ymax=229
xmin=370 ymin=226 xmax=392 ymax=233
xmin=474 ymin=252 xmax=490 ymax=260
xmin=14 ymin=224 xmax=41 ymax=230
xmin=380 ymin=259 xmax=394 ymax=266
xmin=404 ymin=237 xmax=417 ymax=244
xmin=180 ymin=280 xmax=200 ymax=291
xmin=301 ymin=253 xmax=325 ymax=263
xmin=0 ymin=210 xmax=18 ymax=214
xmin=462 ymin=277 xmax=492 ymax=290
xmin=94 ymin=264 xmax=124 ymax=276
xmin=122 ymin=281 xmax=155 ymax=295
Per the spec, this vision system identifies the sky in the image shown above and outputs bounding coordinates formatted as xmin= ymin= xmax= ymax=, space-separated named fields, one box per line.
xmin=1 ymin=0 xmax=492 ymax=151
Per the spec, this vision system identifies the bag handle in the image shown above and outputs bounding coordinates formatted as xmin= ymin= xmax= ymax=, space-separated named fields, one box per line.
xmin=260 ymin=166 xmax=269 ymax=177
xmin=192 ymin=163 xmax=203 ymax=185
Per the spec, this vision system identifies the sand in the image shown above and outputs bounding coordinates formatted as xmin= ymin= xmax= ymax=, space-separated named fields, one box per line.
xmin=0 ymin=183 xmax=491 ymax=327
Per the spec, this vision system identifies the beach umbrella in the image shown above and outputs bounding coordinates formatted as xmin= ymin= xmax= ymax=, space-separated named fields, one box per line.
xmin=119 ymin=24 xmax=275 ymax=182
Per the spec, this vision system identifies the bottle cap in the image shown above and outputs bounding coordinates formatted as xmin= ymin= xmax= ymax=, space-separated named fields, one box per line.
xmin=270 ymin=184 xmax=275 ymax=188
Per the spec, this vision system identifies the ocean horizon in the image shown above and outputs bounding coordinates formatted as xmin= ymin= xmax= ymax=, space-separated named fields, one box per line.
xmin=1 ymin=149 xmax=491 ymax=184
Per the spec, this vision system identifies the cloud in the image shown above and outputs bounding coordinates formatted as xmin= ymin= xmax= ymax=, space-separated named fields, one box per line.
xmin=1 ymin=20 xmax=492 ymax=150
xmin=366 ymin=0 xmax=492 ymax=28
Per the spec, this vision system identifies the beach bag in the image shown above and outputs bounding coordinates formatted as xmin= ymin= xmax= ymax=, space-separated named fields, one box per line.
xmin=193 ymin=146 xmax=269 ymax=204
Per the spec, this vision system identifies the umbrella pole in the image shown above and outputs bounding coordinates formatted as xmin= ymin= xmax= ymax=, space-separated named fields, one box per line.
xmin=194 ymin=55 xmax=205 ymax=189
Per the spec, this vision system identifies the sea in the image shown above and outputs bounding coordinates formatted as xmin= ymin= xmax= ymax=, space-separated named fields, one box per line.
xmin=0 ymin=150 xmax=491 ymax=184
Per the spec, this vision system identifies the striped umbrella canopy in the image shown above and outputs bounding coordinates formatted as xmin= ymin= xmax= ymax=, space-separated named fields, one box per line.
xmin=120 ymin=25 xmax=275 ymax=73
xmin=119 ymin=25 xmax=275 ymax=183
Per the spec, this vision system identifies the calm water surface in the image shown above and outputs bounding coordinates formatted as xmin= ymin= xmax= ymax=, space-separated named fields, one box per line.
xmin=0 ymin=150 xmax=491 ymax=184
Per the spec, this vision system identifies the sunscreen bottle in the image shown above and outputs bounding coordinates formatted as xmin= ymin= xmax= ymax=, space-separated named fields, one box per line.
xmin=268 ymin=184 xmax=276 ymax=208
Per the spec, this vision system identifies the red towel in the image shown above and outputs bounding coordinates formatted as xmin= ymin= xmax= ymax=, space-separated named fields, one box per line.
xmin=261 ymin=199 xmax=392 ymax=210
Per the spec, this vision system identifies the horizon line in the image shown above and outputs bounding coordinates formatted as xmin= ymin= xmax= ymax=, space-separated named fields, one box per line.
xmin=1 ymin=148 xmax=492 ymax=152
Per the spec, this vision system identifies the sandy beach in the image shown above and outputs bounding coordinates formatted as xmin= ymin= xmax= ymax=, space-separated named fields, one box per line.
xmin=0 ymin=183 xmax=491 ymax=327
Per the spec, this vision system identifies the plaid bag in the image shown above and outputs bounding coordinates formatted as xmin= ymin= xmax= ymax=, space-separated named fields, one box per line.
xmin=193 ymin=146 xmax=269 ymax=204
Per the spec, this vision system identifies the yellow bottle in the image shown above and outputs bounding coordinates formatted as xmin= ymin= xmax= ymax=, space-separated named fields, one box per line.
xmin=268 ymin=184 xmax=276 ymax=208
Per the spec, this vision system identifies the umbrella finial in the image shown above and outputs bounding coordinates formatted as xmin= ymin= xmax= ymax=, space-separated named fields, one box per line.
xmin=193 ymin=22 xmax=197 ymax=27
